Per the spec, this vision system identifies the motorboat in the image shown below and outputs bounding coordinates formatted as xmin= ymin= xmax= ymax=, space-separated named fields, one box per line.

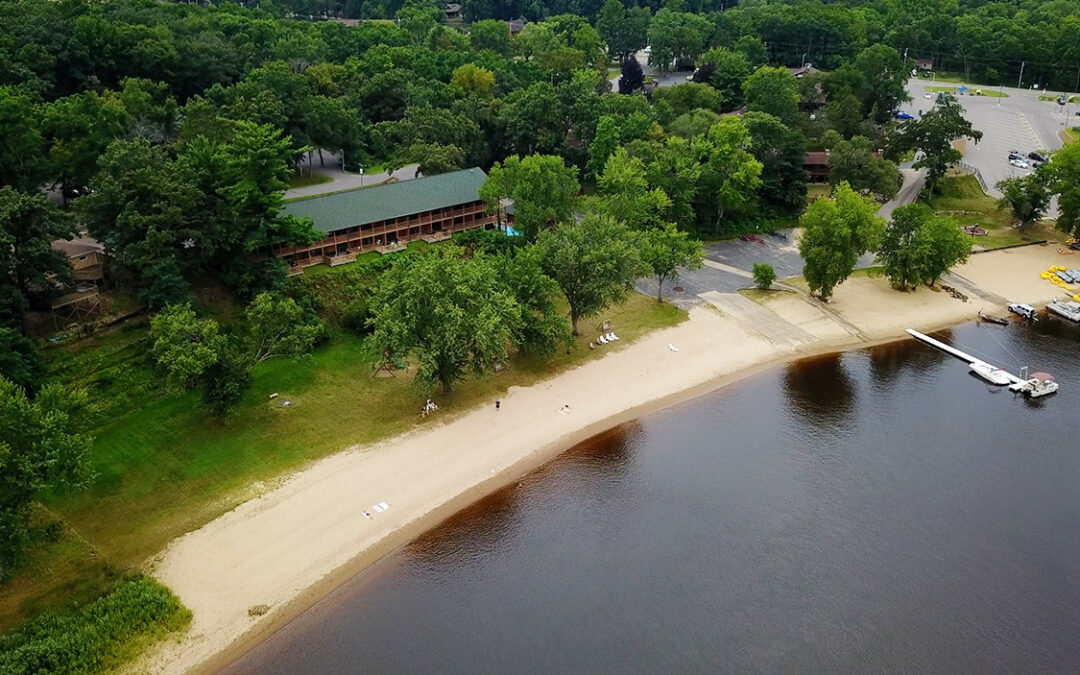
xmin=1010 ymin=371 xmax=1059 ymax=398
xmin=1008 ymin=303 xmax=1039 ymax=321
xmin=969 ymin=362 xmax=1012 ymax=385
xmin=1047 ymin=298 xmax=1080 ymax=323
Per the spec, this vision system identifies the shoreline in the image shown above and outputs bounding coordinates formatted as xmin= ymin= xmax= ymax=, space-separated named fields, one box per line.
xmin=135 ymin=244 xmax=1076 ymax=675
xmin=200 ymin=334 xmax=880 ymax=675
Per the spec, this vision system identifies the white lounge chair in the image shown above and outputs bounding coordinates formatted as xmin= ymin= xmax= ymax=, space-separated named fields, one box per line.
xmin=597 ymin=335 xmax=608 ymax=344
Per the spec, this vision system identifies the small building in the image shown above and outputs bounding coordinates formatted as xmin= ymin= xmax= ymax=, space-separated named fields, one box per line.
xmin=276 ymin=168 xmax=497 ymax=272
xmin=804 ymin=149 xmax=885 ymax=184
xmin=51 ymin=238 xmax=106 ymax=283
xmin=444 ymin=2 xmax=461 ymax=18
xmin=787 ymin=64 xmax=820 ymax=79
xmin=915 ymin=57 xmax=934 ymax=71
xmin=507 ymin=18 xmax=525 ymax=35
xmin=804 ymin=151 xmax=831 ymax=184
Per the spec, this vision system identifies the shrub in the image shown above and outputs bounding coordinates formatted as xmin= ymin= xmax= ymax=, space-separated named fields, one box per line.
xmin=753 ymin=263 xmax=777 ymax=289
xmin=341 ymin=296 xmax=373 ymax=335
xmin=0 ymin=577 xmax=190 ymax=675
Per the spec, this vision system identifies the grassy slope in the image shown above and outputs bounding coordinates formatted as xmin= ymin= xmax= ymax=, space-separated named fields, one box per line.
xmin=928 ymin=174 xmax=1056 ymax=249
xmin=5 ymin=293 xmax=685 ymax=631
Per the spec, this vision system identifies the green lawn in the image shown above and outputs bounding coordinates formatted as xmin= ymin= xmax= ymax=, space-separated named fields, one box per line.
xmin=1066 ymin=127 xmax=1080 ymax=144
xmin=289 ymin=172 xmax=334 ymax=188
xmin=916 ymin=71 xmax=966 ymax=84
xmin=5 ymin=293 xmax=685 ymax=631
xmin=925 ymin=85 xmax=1008 ymax=98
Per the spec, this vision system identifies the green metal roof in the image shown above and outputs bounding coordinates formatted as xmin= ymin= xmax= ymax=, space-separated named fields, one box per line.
xmin=282 ymin=167 xmax=488 ymax=234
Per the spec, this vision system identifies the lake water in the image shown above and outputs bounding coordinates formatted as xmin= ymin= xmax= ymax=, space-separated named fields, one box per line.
xmin=223 ymin=320 xmax=1080 ymax=674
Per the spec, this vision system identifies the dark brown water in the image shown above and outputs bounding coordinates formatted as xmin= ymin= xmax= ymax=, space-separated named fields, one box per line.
xmin=224 ymin=321 xmax=1080 ymax=674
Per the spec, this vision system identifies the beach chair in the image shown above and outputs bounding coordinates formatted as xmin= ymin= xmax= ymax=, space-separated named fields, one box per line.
xmin=597 ymin=335 xmax=608 ymax=345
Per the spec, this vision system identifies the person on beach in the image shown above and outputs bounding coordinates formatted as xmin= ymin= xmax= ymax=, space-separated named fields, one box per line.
xmin=495 ymin=400 xmax=500 ymax=411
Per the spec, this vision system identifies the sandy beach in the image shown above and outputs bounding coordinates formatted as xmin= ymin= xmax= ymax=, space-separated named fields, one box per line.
xmin=136 ymin=243 xmax=1076 ymax=675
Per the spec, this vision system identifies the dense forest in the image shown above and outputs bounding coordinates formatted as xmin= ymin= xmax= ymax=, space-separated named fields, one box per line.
xmin=63 ymin=0 xmax=1080 ymax=89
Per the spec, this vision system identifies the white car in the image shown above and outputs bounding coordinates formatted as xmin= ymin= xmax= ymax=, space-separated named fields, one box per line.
xmin=1009 ymin=158 xmax=1030 ymax=169
xmin=923 ymin=93 xmax=932 ymax=99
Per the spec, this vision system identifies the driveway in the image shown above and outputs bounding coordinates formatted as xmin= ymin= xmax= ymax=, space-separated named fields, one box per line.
xmin=636 ymin=229 xmax=875 ymax=308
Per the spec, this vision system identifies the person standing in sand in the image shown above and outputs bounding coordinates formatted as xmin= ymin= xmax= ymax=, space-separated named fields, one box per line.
xmin=495 ymin=400 xmax=500 ymax=411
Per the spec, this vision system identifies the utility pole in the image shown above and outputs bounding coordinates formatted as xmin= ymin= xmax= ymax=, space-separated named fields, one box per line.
xmin=1018 ymin=60 xmax=1026 ymax=89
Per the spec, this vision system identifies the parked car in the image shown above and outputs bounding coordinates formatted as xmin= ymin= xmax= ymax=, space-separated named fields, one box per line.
xmin=1029 ymin=151 xmax=1047 ymax=162
xmin=1010 ymin=158 xmax=1030 ymax=168
xmin=894 ymin=111 xmax=914 ymax=120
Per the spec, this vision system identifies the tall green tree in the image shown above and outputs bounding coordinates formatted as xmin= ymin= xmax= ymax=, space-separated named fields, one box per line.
xmin=826 ymin=134 xmax=901 ymax=202
xmin=892 ymin=94 xmax=982 ymax=194
xmin=536 ymin=214 xmax=642 ymax=335
xmin=700 ymin=48 xmax=751 ymax=110
xmin=492 ymin=246 xmax=571 ymax=358
xmin=1044 ymin=142 xmax=1080 ymax=237
xmin=469 ymin=20 xmax=513 ymax=57
xmin=694 ymin=117 xmax=763 ymax=232
xmin=917 ymin=212 xmax=971 ymax=287
xmin=639 ymin=224 xmax=704 ymax=302
xmin=743 ymin=111 xmax=808 ymax=212
xmin=0 ymin=87 xmax=50 ymax=191
xmin=150 ymin=304 xmax=228 ymax=390
xmin=996 ymin=172 xmax=1052 ymax=231
xmin=598 ymin=0 xmax=649 ymax=61
xmin=878 ymin=204 xmax=969 ymax=290
xmin=0 ymin=187 xmax=76 ymax=329
xmin=595 ymin=147 xmax=672 ymax=230
xmin=798 ymin=182 xmax=886 ymax=300
xmin=369 ymin=247 xmax=520 ymax=393
xmin=0 ymin=328 xmax=42 ymax=393
xmin=244 ymin=292 xmax=326 ymax=364
xmin=480 ymin=154 xmax=579 ymax=241
xmin=41 ymin=90 xmax=129 ymax=201
xmin=878 ymin=204 xmax=930 ymax=291
xmin=150 ymin=303 xmax=253 ymax=417
xmin=743 ymin=66 xmax=800 ymax=124
xmin=586 ymin=115 xmax=621 ymax=180
xmin=646 ymin=135 xmax=702 ymax=227
xmin=853 ymin=44 xmax=909 ymax=123
xmin=0 ymin=377 xmax=92 ymax=579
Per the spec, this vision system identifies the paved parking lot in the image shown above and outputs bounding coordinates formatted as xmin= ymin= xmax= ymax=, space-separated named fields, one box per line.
xmin=899 ymin=78 xmax=1071 ymax=197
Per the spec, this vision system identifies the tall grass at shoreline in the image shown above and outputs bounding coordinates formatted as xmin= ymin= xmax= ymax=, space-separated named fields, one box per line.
xmin=0 ymin=577 xmax=189 ymax=675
